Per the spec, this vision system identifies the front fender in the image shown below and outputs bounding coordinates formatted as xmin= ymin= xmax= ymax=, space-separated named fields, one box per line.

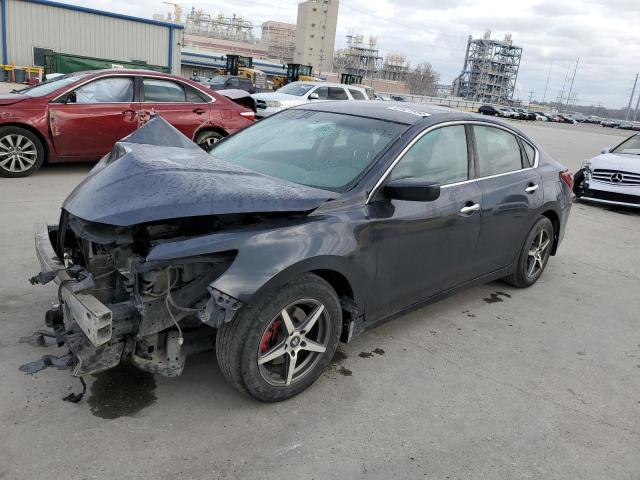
xmin=146 ymin=214 xmax=375 ymax=314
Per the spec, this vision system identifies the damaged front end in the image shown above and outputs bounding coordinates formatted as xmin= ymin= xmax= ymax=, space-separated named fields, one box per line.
xmin=31 ymin=213 xmax=241 ymax=378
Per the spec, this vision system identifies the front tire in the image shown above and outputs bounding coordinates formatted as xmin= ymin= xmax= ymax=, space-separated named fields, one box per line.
xmin=573 ymin=169 xmax=586 ymax=197
xmin=503 ymin=217 xmax=554 ymax=288
xmin=0 ymin=126 xmax=45 ymax=177
xmin=216 ymin=273 xmax=342 ymax=402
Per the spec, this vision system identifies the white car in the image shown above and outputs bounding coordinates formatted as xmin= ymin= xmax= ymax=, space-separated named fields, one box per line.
xmin=251 ymin=81 xmax=369 ymax=118
xmin=574 ymin=133 xmax=640 ymax=208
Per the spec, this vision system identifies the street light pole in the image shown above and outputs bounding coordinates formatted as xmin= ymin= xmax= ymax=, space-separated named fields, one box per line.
xmin=625 ymin=74 xmax=638 ymax=121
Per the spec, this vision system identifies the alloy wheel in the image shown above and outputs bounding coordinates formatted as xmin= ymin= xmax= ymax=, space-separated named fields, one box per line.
xmin=526 ymin=229 xmax=551 ymax=278
xmin=257 ymin=299 xmax=330 ymax=387
xmin=0 ymin=134 xmax=38 ymax=173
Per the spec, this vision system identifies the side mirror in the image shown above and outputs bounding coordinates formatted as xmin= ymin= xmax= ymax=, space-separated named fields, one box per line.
xmin=308 ymin=92 xmax=320 ymax=100
xmin=601 ymin=147 xmax=611 ymax=154
xmin=383 ymin=178 xmax=441 ymax=202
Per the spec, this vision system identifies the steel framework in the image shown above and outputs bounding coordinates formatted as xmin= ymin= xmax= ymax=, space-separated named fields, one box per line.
xmin=455 ymin=31 xmax=522 ymax=104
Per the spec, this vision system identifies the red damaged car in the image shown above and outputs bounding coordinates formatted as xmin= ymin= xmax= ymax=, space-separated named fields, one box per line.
xmin=0 ymin=69 xmax=255 ymax=177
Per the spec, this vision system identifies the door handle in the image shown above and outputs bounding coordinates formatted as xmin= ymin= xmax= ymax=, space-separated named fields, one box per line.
xmin=193 ymin=108 xmax=206 ymax=114
xmin=525 ymin=184 xmax=539 ymax=193
xmin=459 ymin=203 xmax=480 ymax=214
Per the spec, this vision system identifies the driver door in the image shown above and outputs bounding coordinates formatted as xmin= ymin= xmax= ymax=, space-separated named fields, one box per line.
xmin=368 ymin=124 xmax=482 ymax=321
xmin=48 ymin=76 xmax=140 ymax=158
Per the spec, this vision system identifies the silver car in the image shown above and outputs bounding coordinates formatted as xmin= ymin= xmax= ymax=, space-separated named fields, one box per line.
xmin=251 ymin=81 xmax=368 ymax=118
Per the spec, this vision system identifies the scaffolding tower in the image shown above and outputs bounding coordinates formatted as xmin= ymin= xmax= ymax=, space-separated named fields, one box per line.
xmin=333 ymin=34 xmax=383 ymax=80
xmin=454 ymin=31 xmax=522 ymax=104
xmin=381 ymin=53 xmax=409 ymax=82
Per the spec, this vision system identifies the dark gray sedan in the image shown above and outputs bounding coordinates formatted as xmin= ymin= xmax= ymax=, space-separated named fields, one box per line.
xmin=31 ymin=102 xmax=572 ymax=402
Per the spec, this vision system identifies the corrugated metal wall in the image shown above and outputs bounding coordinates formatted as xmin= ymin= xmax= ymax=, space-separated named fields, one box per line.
xmin=2 ymin=0 xmax=182 ymax=73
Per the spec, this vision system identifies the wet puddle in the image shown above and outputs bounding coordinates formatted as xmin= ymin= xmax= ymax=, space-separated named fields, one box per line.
xmin=87 ymin=364 xmax=157 ymax=419
xmin=327 ymin=349 xmax=352 ymax=376
xmin=358 ymin=348 xmax=385 ymax=358
xmin=483 ymin=291 xmax=512 ymax=303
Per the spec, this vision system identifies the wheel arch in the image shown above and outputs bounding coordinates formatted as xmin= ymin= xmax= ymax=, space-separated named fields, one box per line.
xmin=540 ymin=208 xmax=560 ymax=255
xmin=193 ymin=125 xmax=228 ymax=141
xmin=0 ymin=122 xmax=50 ymax=163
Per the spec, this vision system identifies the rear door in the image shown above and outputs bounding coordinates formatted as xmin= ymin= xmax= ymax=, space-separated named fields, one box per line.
xmin=140 ymin=77 xmax=211 ymax=139
xmin=369 ymin=124 xmax=482 ymax=321
xmin=472 ymin=124 xmax=543 ymax=276
xmin=328 ymin=87 xmax=349 ymax=101
xmin=48 ymin=76 xmax=139 ymax=158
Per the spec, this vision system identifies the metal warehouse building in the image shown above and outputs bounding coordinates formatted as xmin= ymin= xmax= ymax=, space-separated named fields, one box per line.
xmin=0 ymin=0 xmax=183 ymax=74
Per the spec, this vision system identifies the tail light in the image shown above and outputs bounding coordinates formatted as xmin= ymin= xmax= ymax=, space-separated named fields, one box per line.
xmin=240 ymin=111 xmax=255 ymax=121
xmin=560 ymin=169 xmax=574 ymax=190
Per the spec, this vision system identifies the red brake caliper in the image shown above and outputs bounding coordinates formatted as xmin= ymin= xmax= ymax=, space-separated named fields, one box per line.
xmin=260 ymin=320 xmax=282 ymax=353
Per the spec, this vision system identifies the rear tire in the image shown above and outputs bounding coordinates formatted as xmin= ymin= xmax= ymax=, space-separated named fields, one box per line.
xmin=216 ymin=273 xmax=342 ymax=402
xmin=503 ymin=217 xmax=554 ymax=288
xmin=573 ymin=169 xmax=585 ymax=198
xmin=0 ymin=126 xmax=45 ymax=178
xmin=195 ymin=130 xmax=224 ymax=152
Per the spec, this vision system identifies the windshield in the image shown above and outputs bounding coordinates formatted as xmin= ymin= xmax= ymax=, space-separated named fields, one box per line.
xmin=209 ymin=109 xmax=406 ymax=191
xmin=612 ymin=135 xmax=640 ymax=155
xmin=13 ymin=73 xmax=88 ymax=97
xmin=277 ymin=83 xmax=315 ymax=96
xmin=209 ymin=76 xmax=227 ymax=85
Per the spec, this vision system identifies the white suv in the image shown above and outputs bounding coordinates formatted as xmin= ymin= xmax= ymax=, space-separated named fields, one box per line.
xmin=252 ymin=81 xmax=369 ymax=118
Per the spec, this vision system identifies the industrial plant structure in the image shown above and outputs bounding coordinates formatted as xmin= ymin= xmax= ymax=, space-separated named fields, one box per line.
xmin=261 ymin=22 xmax=297 ymax=64
xmin=333 ymin=34 xmax=383 ymax=80
xmin=454 ymin=31 xmax=522 ymax=104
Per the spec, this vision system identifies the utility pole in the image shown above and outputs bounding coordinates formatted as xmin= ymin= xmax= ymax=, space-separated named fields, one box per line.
xmin=528 ymin=90 xmax=535 ymax=109
xmin=542 ymin=59 xmax=553 ymax=104
xmin=565 ymin=57 xmax=579 ymax=110
xmin=625 ymin=74 xmax=638 ymax=120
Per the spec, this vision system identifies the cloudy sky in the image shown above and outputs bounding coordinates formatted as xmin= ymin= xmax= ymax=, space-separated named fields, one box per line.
xmin=74 ymin=0 xmax=639 ymax=108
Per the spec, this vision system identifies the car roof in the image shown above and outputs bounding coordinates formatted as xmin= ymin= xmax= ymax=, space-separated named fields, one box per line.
xmin=292 ymin=100 xmax=466 ymax=125
xmin=293 ymin=81 xmax=366 ymax=90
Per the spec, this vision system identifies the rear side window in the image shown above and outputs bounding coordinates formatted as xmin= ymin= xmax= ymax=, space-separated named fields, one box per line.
xmin=143 ymin=79 xmax=185 ymax=102
xmin=390 ymin=125 xmax=469 ymax=185
xmin=473 ymin=126 xmax=523 ymax=177
xmin=74 ymin=77 xmax=133 ymax=103
xmin=521 ymin=140 xmax=536 ymax=167
xmin=185 ymin=85 xmax=208 ymax=103
xmin=348 ymin=89 xmax=366 ymax=100
xmin=328 ymin=87 xmax=348 ymax=100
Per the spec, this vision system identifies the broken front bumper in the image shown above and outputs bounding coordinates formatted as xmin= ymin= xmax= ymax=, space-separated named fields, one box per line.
xmin=33 ymin=223 xmax=124 ymax=375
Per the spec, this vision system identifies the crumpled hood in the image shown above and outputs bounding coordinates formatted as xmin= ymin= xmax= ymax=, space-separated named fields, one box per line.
xmin=0 ymin=93 xmax=30 ymax=106
xmin=589 ymin=152 xmax=640 ymax=172
xmin=62 ymin=116 xmax=334 ymax=227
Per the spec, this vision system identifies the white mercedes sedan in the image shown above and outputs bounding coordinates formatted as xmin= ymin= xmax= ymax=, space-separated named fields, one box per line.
xmin=574 ymin=133 xmax=640 ymax=208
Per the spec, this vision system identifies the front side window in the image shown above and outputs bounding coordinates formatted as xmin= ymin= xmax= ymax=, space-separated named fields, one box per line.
xmin=277 ymin=82 xmax=315 ymax=96
xmin=210 ymin=110 xmax=406 ymax=191
xmin=328 ymin=87 xmax=348 ymax=100
xmin=74 ymin=77 xmax=134 ymax=103
xmin=390 ymin=125 xmax=469 ymax=185
xmin=474 ymin=126 xmax=523 ymax=177
xmin=143 ymin=79 xmax=185 ymax=102
xmin=312 ymin=87 xmax=328 ymax=99
xmin=349 ymin=89 xmax=366 ymax=100
xmin=612 ymin=135 xmax=640 ymax=155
